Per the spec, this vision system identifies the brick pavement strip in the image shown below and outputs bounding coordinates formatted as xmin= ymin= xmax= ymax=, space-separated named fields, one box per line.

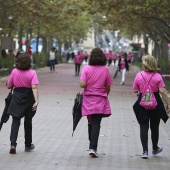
xmin=0 ymin=63 xmax=170 ymax=170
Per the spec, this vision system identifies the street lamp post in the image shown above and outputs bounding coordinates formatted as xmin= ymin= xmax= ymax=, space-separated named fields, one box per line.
xmin=8 ymin=16 xmax=12 ymax=37
xmin=0 ymin=28 xmax=2 ymax=56
xmin=8 ymin=15 xmax=14 ymax=68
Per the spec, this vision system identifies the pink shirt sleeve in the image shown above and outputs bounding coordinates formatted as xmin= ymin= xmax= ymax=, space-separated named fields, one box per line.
xmin=31 ymin=72 xmax=39 ymax=85
xmin=105 ymin=67 xmax=112 ymax=86
xmin=80 ymin=66 xmax=87 ymax=81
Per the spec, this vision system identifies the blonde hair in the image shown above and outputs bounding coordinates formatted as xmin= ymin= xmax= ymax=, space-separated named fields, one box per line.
xmin=142 ymin=55 xmax=157 ymax=72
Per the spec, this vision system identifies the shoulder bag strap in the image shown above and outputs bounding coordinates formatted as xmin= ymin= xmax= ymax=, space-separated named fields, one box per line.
xmin=140 ymin=72 xmax=146 ymax=82
xmin=140 ymin=72 xmax=155 ymax=83
xmin=148 ymin=73 xmax=155 ymax=83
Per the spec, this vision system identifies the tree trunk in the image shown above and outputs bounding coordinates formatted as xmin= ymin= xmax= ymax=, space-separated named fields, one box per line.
xmin=36 ymin=27 xmax=40 ymax=53
xmin=26 ymin=29 xmax=29 ymax=51
xmin=18 ymin=26 xmax=23 ymax=50
xmin=57 ymin=42 xmax=62 ymax=63
xmin=144 ymin=36 xmax=148 ymax=54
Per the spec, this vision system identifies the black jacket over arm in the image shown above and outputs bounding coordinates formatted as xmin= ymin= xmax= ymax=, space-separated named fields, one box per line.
xmin=133 ymin=92 xmax=169 ymax=124
xmin=7 ymin=87 xmax=35 ymax=118
xmin=118 ymin=58 xmax=129 ymax=71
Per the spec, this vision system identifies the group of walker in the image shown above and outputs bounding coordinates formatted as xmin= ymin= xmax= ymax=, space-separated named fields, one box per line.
xmin=4 ymin=47 xmax=170 ymax=161
xmin=79 ymin=48 xmax=170 ymax=159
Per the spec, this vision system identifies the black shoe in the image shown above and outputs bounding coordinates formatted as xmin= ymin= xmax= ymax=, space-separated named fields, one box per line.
xmin=25 ymin=144 xmax=35 ymax=152
xmin=9 ymin=146 xmax=16 ymax=154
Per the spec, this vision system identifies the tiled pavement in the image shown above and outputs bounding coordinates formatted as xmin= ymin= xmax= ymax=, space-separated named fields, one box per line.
xmin=0 ymin=63 xmax=170 ymax=170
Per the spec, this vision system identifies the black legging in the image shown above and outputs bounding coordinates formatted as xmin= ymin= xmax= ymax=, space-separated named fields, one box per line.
xmin=140 ymin=112 xmax=160 ymax=152
xmin=75 ymin=64 xmax=81 ymax=76
xmin=10 ymin=111 xmax=35 ymax=147
xmin=88 ymin=114 xmax=102 ymax=151
xmin=49 ymin=60 xmax=55 ymax=72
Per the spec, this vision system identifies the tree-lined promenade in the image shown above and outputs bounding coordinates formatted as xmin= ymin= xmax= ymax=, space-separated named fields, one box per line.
xmin=0 ymin=0 xmax=170 ymax=59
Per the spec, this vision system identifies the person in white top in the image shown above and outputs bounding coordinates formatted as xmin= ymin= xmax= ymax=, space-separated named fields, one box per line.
xmin=49 ymin=47 xmax=56 ymax=72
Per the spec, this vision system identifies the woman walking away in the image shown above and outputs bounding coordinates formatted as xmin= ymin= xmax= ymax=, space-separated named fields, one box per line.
xmin=132 ymin=54 xmax=170 ymax=159
xmin=118 ymin=53 xmax=129 ymax=85
xmin=7 ymin=52 xmax=39 ymax=154
xmin=80 ymin=48 xmax=112 ymax=157
xmin=49 ymin=47 xmax=56 ymax=72
xmin=74 ymin=51 xmax=83 ymax=76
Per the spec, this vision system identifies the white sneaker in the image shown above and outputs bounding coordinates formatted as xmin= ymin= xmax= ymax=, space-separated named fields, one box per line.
xmin=89 ymin=149 xmax=98 ymax=157
xmin=141 ymin=151 xmax=148 ymax=159
xmin=152 ymin=146 xmax=163 ymax=155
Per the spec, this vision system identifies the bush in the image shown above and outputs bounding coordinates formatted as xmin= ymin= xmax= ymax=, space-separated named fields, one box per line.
xmin=163 ymin=77 xmax=170 ymax=92
xmin=157 ymin=59 xmax=170 ymax=73
xmin=0 ymin=54 xmax=14 ymax=69
xmin=33 ymin=52 xmax=48 ymax=68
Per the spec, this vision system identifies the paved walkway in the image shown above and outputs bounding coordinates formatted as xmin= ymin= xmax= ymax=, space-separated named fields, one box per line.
xmin=0 ymin=63 xmax=170 ymax=170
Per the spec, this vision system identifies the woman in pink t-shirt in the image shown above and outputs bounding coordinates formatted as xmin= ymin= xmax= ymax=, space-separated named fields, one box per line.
xmin=132 ymin=54 xmax=170 ymax=159
xmin=80 ymin=48 xmax=112 ymax=157
xmin=74 ymin=51 xmax=83 ymax=76
xmin=112 ymin=53 xmax=117 ymax=65
xmin=118 ymin=53 xmax=129 ymax=85
xmin=7 ymin=52 xmax=39 ymax=154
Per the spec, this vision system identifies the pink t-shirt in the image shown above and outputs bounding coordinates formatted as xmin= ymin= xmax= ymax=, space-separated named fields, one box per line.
xmin=108 ymin=52 xmax=112 ymax=59
xmin=113 ymin=54 xmax=117 ymax=60
xmin=74 ymin=54 xmax=83 ymax=64
xmin=120 ymin=59 xmax=126 ymax=70
xmin=80 ymin=65 xmax=112 ymax=96
xmin=132 ymin=71 xmax=165 ymax=93
xmin=80 ymin=65 xmax=112 ymax=116
xmin=8 ymin=68 xmax=39 ymax=88
xmin=127 ymin=54 xmax=132 ymax=60
xmin=84 ymin=52 xmax=88 ymax=57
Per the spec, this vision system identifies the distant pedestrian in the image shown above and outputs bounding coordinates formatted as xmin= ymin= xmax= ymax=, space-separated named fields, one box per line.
xmin=83 ymin=51 xmax=89 ymax=63
xmin=27 ymin=46 xmax=33 ymax=66
xmin=118 ymin=53 xmax=129 ymax=85
xmin=112 ymin=52 xmax=117 ymax=65
xmin=71 ymin=51 xmax=75 ymax=60
xmin=49 ymin=47 xmax=56 ymax=73
xmin=66 ymin=51 xmax=70 ymax=63
xmin=7 ymin=52 xmax=39 ymax=154
xmin=127 ymin=52 xmax=133 ymax=63
xmin=107 ymin=50 xmax=113 ymax=66
xmin=80 ymin=47 xmax=112 ymax=157
xmin=132 ymin=54 xmax=170 ymax=159
xmin=74 ymin=51 xmax=83 ymax=76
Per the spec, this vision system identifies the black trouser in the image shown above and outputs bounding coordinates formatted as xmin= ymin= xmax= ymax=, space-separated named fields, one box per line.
xmin=140 ymin=112 xmax=160 ymax=152
xmin=84 ymin=56 xmax=88 ymax=62
xmin=75 ymin=64 xmax=81 ymax=75
xmin=108 ymin=59 xmax=112 ymax=66
xmin=10 ymin=111 xmax=35 ymax=147
xmin=49 ymin=60 xmax=55 ymax=72
xmin=88 ymin=114 xmax=102 ymax=151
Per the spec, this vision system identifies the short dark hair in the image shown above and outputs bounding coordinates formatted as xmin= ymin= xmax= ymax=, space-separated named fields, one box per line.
xmin=16 ymin=52 xmax=31 ymax=70
xmin=89 ymin=48 xmax=107 ymax=66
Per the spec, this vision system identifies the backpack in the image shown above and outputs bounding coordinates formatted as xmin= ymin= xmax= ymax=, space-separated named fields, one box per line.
xmin=139 ymin=72 xmax=157 ymax=110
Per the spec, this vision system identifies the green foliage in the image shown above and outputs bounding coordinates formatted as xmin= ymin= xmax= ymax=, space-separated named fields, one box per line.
xmin=157 ymin=59 xmax=170 ymax=72
xmin=33 ymin=52 xmax=48 ymax=68
xmin=163 ymin=77 xmax=170 ymax=92
xmin=0 ymin=55 xmax=13 ymax=69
